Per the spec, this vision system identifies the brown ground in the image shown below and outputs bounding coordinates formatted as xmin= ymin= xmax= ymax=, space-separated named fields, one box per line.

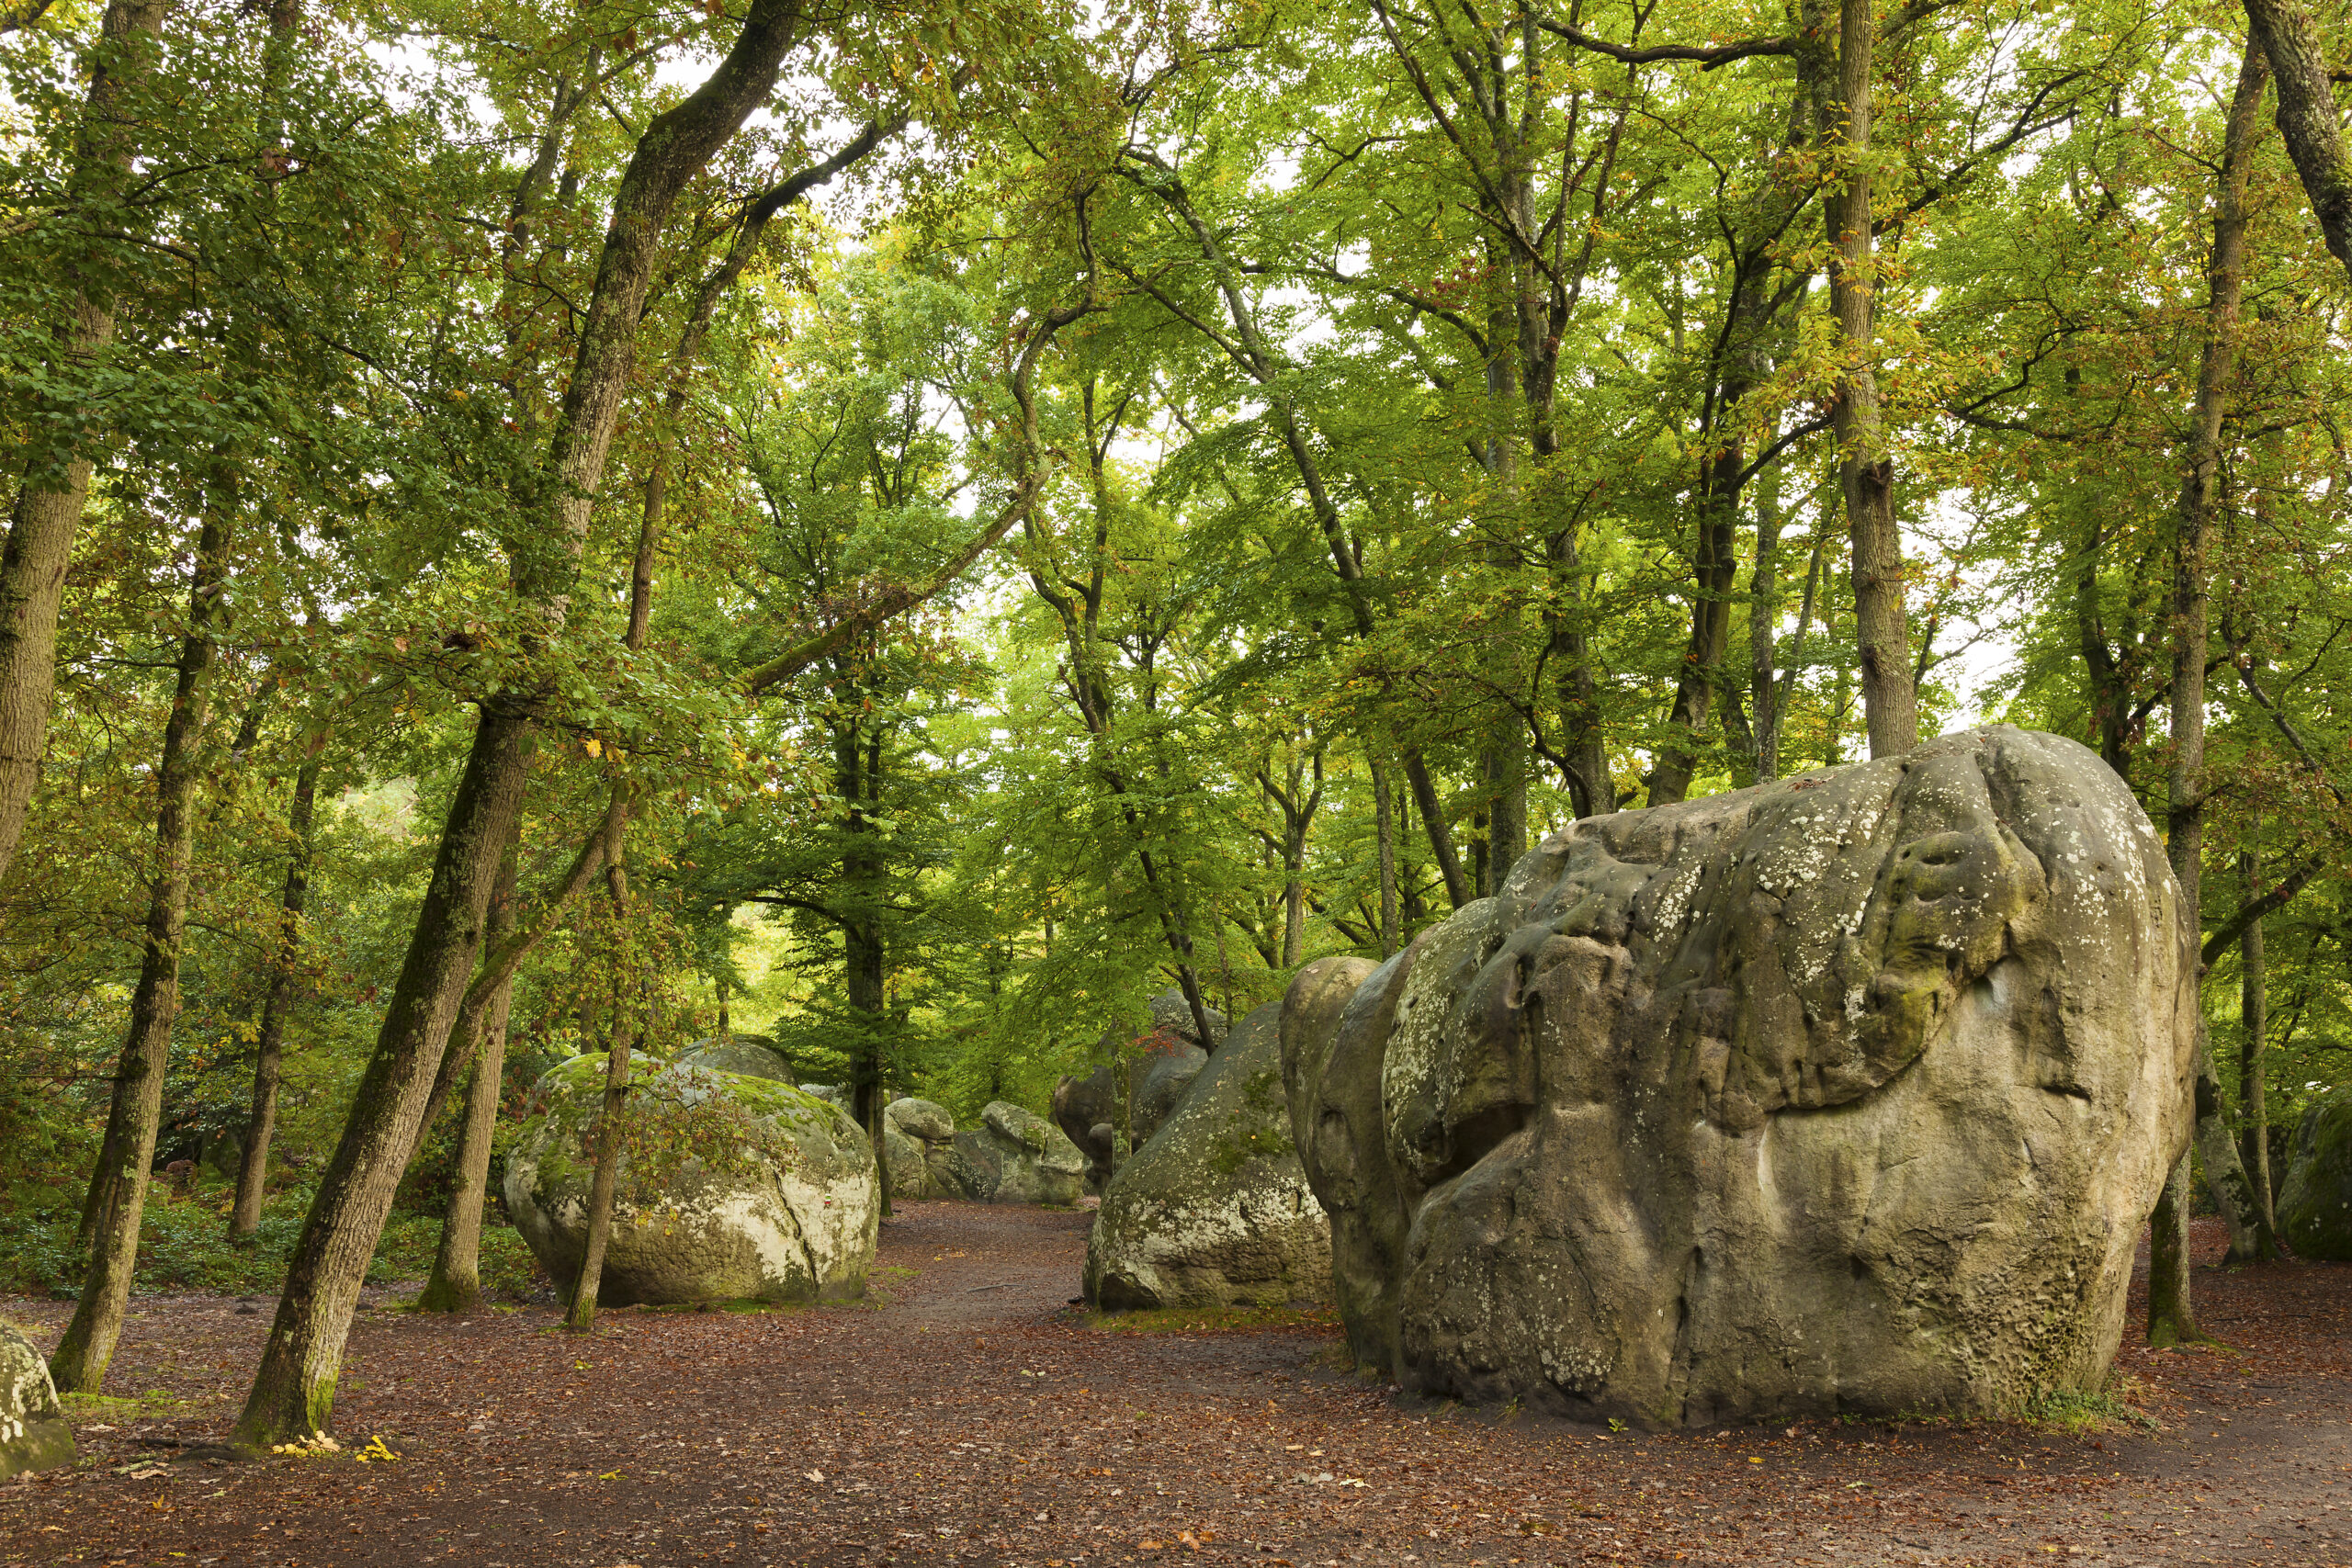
xmin=1 ymin=1207 xmax=2346 ymax=1568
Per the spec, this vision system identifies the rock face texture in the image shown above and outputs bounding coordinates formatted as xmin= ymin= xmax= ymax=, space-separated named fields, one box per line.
xmin=1283 ymin=727 xmax=2193 ymax=1427
xmin=2278 ymin=1099 xmax=2352 ymax=1260
xmin=1054 ymin=992 xmax=1226 ymax=1191
xmin=884 ymin=1098 xmax=960 ymax=1199
xmin=944 ymin=1101 xmax=1087 ymax=1205
xmin=1087 ymin=1000 xmax=1332 ymax=1310
xmin=505 ymin=1055 xmax=877 ymax=1305
xmin=0 ymin=1323 xmax=72 ymax=1479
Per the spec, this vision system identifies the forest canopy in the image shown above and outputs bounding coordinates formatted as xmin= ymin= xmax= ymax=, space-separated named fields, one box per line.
xmin=5 ymin=0 xmax=2352 ymax=1437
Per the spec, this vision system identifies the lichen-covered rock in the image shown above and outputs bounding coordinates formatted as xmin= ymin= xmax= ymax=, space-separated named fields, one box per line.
xmin=883 ymin=1098 xmax=958 ymax=1199
xmin=2278 ymin=1098 xmax=2352 ymax=1260
xmin=504 ymin=1055 xmax=877 ymax=1305
xmin=675 ymin=1037 xmax=793 ymax=1081
xmin=1283 ymin=727 xmax=2193 ymax=1427
xmin=0 ymin=1322 xmax=72 ymax=1479
xmin=1087 ymin=1001 xmax=1332 ymax=1310
xmin=944 ymin=1101 xmax=1087 ymax=1205
xmin=1054 ymin=1027 xmax=1212 ymax=1192
xmin=798 ymin=1082 xmax=852 ymax=1113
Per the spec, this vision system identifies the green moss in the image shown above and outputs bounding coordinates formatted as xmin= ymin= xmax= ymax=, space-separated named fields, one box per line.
xmin=1080 ymin=1302 xmax=1338 ymax=1336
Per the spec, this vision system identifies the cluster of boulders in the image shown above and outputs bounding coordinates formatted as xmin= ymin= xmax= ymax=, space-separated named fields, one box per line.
xmin=1280 ymin=727 xmax=2194 ymax=1427
xmin=0 ymin=1322 xmax=72 ymax=1478
xmin=1053 ymin=992 xmax=1223 ymax=1190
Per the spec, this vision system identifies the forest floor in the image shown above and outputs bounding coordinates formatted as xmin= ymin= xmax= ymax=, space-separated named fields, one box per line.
xmin=0 ymin=1207 xmax=2346 ymax=1568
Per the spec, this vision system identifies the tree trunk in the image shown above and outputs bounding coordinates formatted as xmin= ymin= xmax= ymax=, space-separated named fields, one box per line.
xmin=2145 ymin=1153 xmax=2198 ymax=1348
xmin=0 ymin=0 xmax=169 ymax=888
xmin=567 ymin=828 xmax=635 ymax=1334
xmin=50 ymin=489 xmax=235 ymax=1393
xmin=1811 ymin=0 xmax=1917 ymax=760
xmin=232 ymin=0 xmax=807 ymax=1445
xmin=2244 ymin=0 xmax=2352 ymax=283
xmin=416 ymin=847 xmax=520 ymax=1314
xmin=2239 ymin=851 xmax=2275 ymax=1233
xmin=1400 ymin=753 xmax=1472 ymax=909
xmin=1748 ymin=454 xmax=1789 ymax=784
xmin=231 ymin=749 xmax=322 ymax=1240
xmin=2165 ymin=38 xmax=2276 ymax=1279
xmin=1372 ymin=760 xmax=1398 ymax=957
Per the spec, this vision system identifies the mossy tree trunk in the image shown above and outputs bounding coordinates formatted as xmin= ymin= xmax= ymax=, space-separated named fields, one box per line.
xmin=2239 ymin=854 xmax=2274 ymax=1233
xmin=51 ymin=478 xmax=237 ymax=1394
xmin=230 ymin=0 xmax=808 ymax=1443
xmin=231 ymin=748 xmax=322 ymax=1241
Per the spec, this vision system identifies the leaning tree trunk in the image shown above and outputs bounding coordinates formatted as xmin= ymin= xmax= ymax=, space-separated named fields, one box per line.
xmin=1371 ymin=760 xmax=1398 ymax=957
xmin=0 ymin=0 xmax=168 ymax=888
xmin=230 ymin=0 xmax=808 ymax=1446
xmin=50 ymin=492 xmax=234 ymax=1393
xmin=230 ymin=748 xmax=322 ymax=1240
xmin=2244 ymin=0 xmax=2352 ymax=283
xmin=416 ymin=847 xmax=519 ymax=1314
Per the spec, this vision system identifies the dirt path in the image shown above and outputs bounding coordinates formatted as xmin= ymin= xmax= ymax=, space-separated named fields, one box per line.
xmin=2 ymin=1206 xmax=2347 ymax=1567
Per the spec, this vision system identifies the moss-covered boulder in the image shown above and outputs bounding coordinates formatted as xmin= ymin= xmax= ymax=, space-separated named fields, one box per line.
xmin=503 ymin=1055 xmax=877 ymax=1305
xmin=943 ymin=1102 xmax=1086 ymax=1205
xmin=0 ymin=1323 xmax=72 ymax=1479
xmin=2279 ymin=1098 xmax=2352 ymax=1260
xmin=674 ymin=1037 xmax=794 ymax=1081
xmin=1086 ymin=1001 xmax=1331 ymax=1311
xmin=883 ymin=1098 xmax=958 ymax=1198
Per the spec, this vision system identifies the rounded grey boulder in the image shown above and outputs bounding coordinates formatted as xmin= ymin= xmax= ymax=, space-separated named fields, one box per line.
xmin=1053 ymin=1034 xmax=1210 ymax=1191
xmin=884 ymin=1098 xmax=959 ymax=1198
xmin=504 ymin=1055 xmax=878 ymax=1305
xmin=0 ymin=1322 xmax=72 ymax=1478
xmin=674 ymin=1037 xmax=793 ymax=1081
xmin=1283 ymin=727 xmax=2193 ymax=1426
xmin=943 ymin=1101 xmax=1087 ymax=1205
xmin=2278 ymin=1098 xmax=2352 ymax=1260
xmin=1087 ymin=1000 xmax=1332 ymax=1311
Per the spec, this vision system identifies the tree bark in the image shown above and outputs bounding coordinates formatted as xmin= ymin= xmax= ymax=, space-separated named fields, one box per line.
xmin=51 ymin=483 xmax=235 ymax=1393
xmin=2244 ymin=0 xmax=2352 ymax=283
xmin=2145 ymin=1153 xmax=2198 ymax=1348
xmin=415 ymin=847 xmax=519 ymax=1314
xmin=1372 ymin=760 xmax=1398 ymax=957
xmin=567 ymin=817 xmax=635 ymax=1333
xmin=1807 ymin=0 xmax=1917 ymax=759
xmin=0 ymin=0 xmax=169 ymax=888
xmin=231 ymin=0 xmax=808 ymax=1445
xmin=231 ymin=748 xmax=322 ymax=1240
xmin=2239 ymin=851 xmax=2275 ymax=1233
xmin=2166 ymin=39 xmax=2276 ymax=1277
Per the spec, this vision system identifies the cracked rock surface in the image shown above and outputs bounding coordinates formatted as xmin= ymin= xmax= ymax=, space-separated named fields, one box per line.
xmin=1284 ymin=725 xmax=2192 ymax=1427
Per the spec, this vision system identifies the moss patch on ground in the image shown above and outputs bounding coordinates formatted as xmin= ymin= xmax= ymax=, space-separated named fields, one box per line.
xmin=1080 ymin=1302 xmax=1340 ymax=1336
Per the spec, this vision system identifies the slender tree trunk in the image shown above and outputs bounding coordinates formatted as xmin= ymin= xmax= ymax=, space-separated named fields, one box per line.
xmin=1400 ymin=753 xmax=1472 ymax=908
xmin=567 ymin=824 xmax=635 ymax=1333
xmin=2244 ymin=0 xmax=2352 ymax=283
xmin=2146 ymin=1155 xmax=2198 ymax=1348
xmin=1748 ymin=453 xmax=1788 ymax=784
xmin=416 ymin=847 xmax=519 ymax=1313
xmin=0 ymin=0 xmax=169 ymax=887
xmin=232 ymin=0 xmax=806 ymax=1445
xmin=231 ymin=750 xmax=322 ymax=1240
xmin=1372 ymin=760 xmax=1398 ymax=957
xmin=2240 ymin=850 xmax=2275 ymax=1233
xmin=2165 ymin=39 xmax=2277 ymax=1279
xmin=1808 ymin=0 xmax=1917 ymax=759
xmin=51 ymin=491 xmax=234 ymax=1393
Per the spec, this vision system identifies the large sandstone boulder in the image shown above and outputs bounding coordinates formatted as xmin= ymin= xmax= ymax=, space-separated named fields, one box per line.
xmin=0 ymin=1323 xmax=72 ymax=1478
xmin=504 ymin=1055 xmax=878 ymax=1305
xmin=943 ymin=1101 xmax=1087 ymax=1205
xmin=1283 ymin=727 xmax=2192 ymax=1427
xmin=1086 ymin=1001 xmax=1332 ymax=1310
xmin=883 ymin=1098 xmax=959 ymax=1199
xmin=2278 ymin=1098 xmax=2352 ymax=1259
